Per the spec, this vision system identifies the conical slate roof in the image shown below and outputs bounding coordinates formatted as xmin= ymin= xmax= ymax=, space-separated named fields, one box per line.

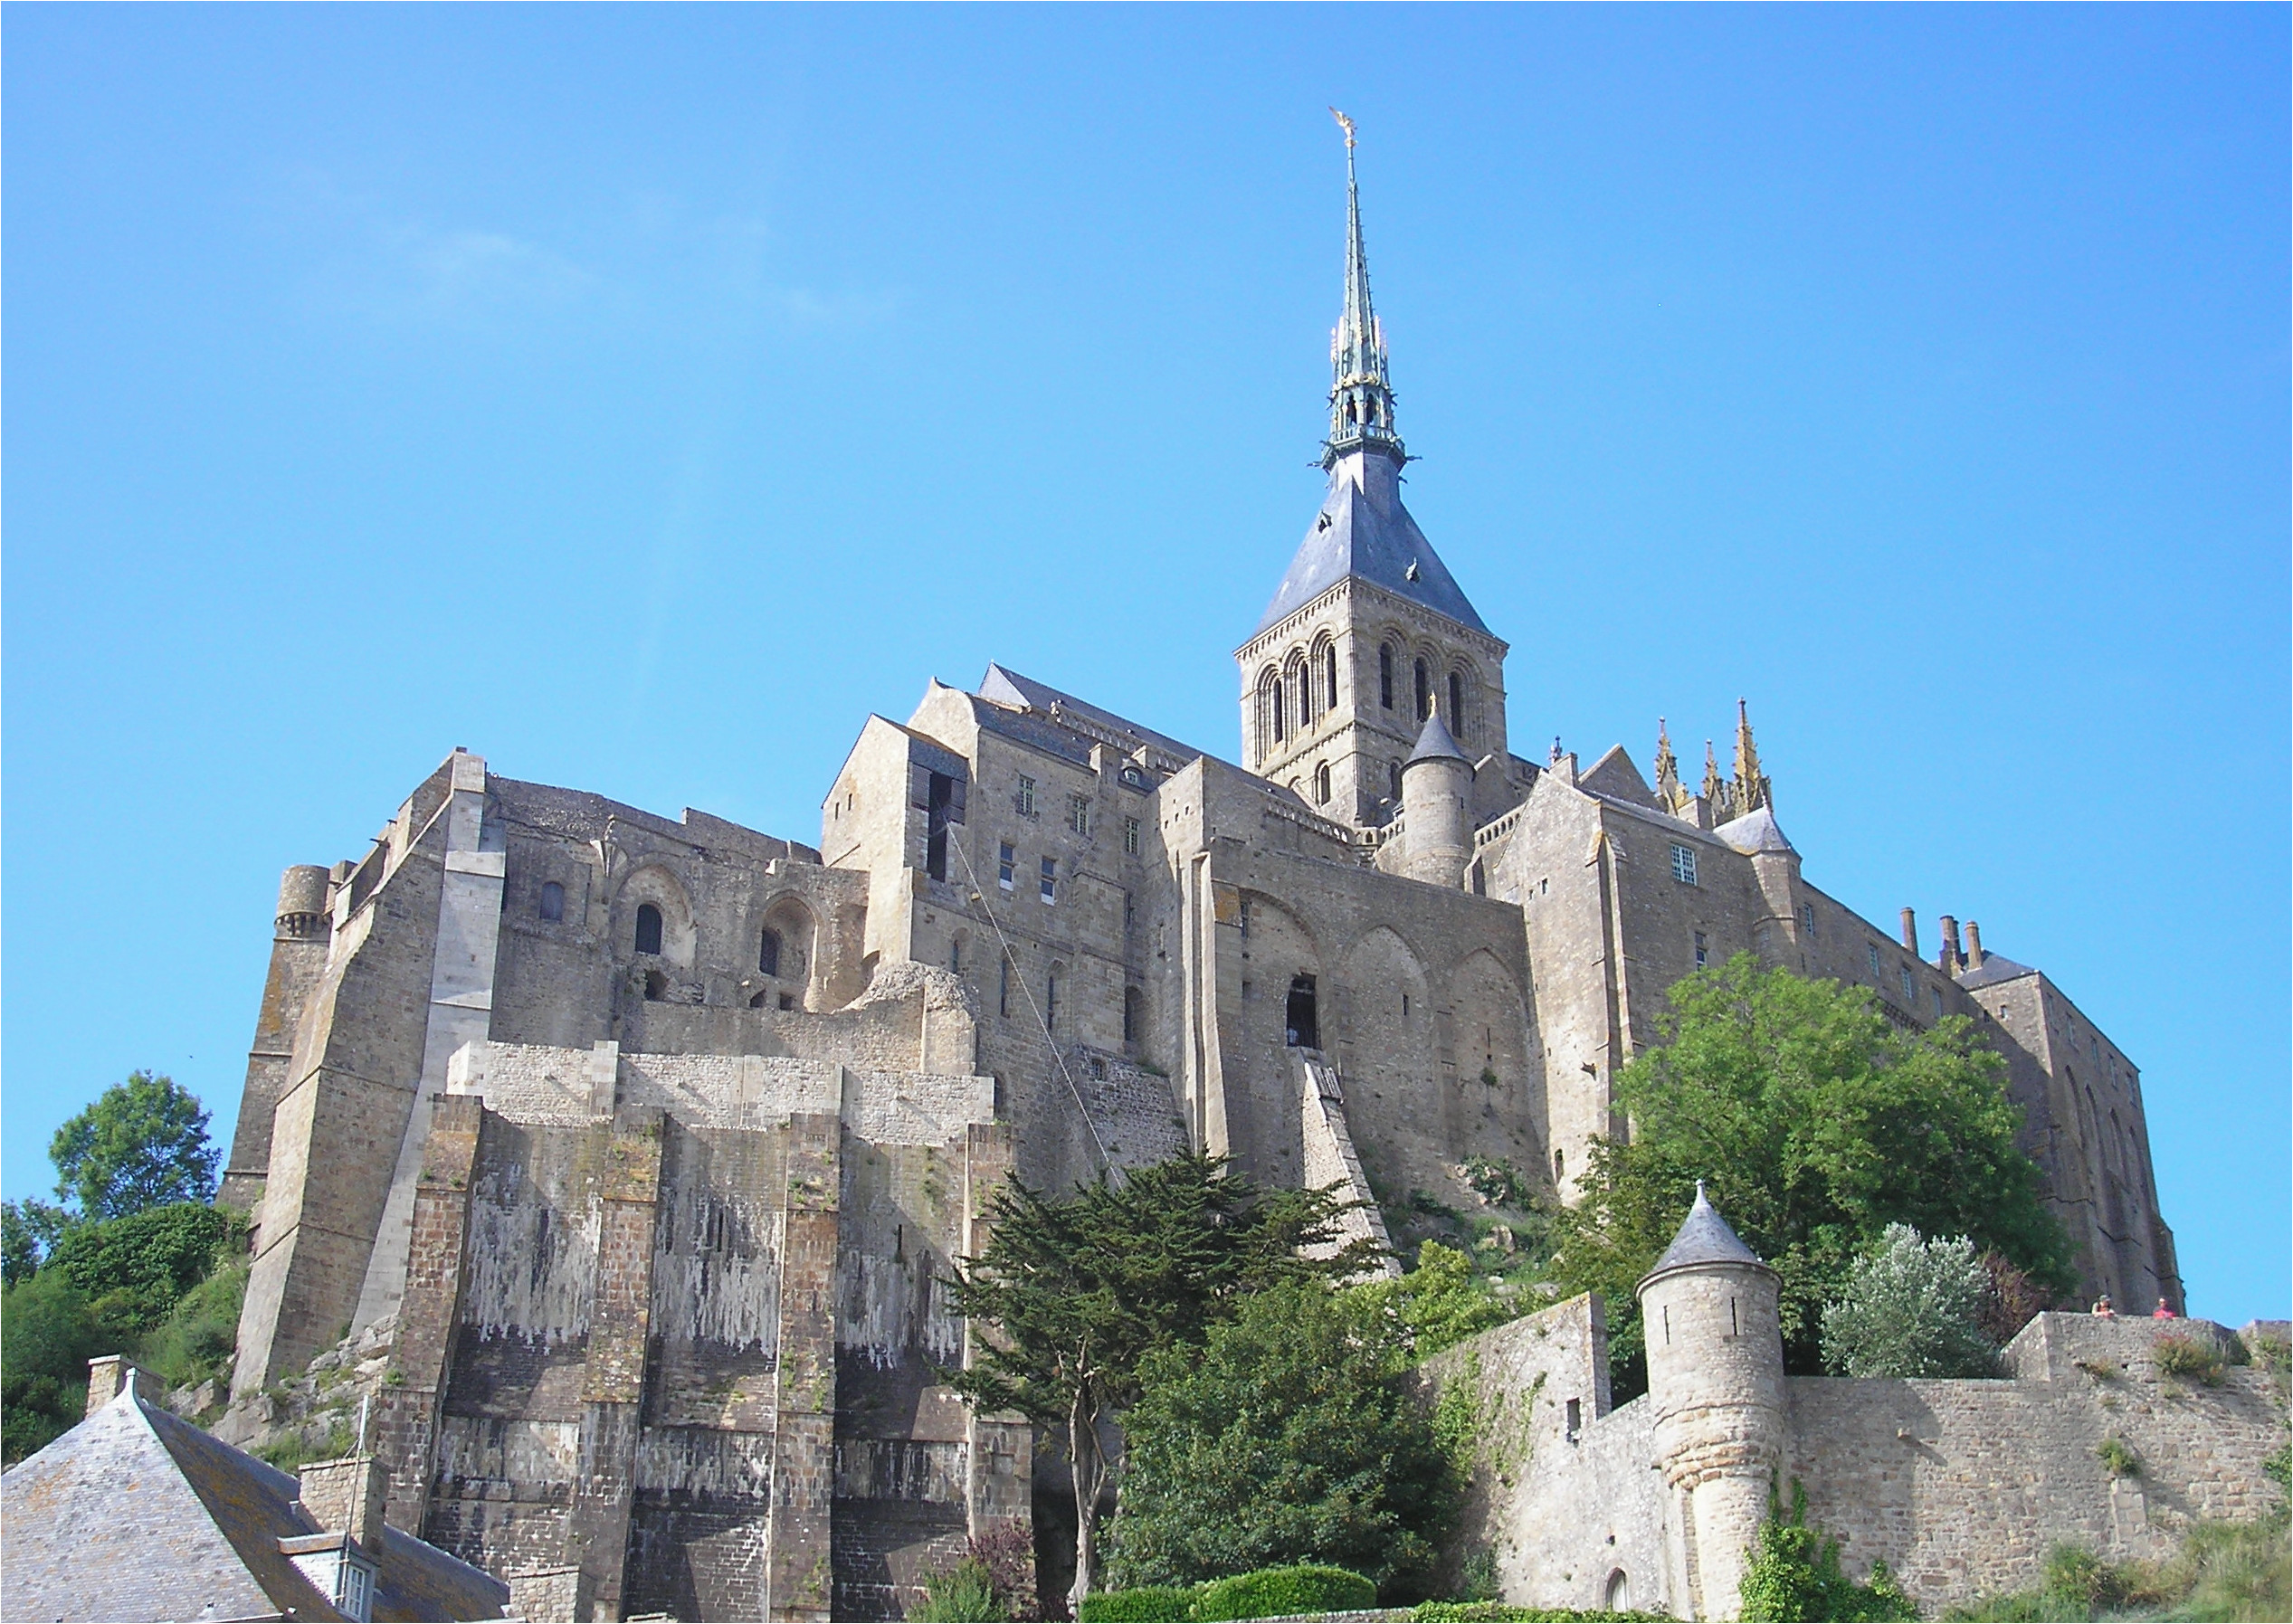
xmin=1714 ymin=804 xmax=1796 ymax=856
xmin=1404 ymin=706 xmax=1470 ymax=768
xmin=1638 ymin=1182 xmax=1772 ymax=1293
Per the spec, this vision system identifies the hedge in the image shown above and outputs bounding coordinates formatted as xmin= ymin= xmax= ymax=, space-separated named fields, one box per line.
xmin=1080 ymin=1565 xmax=1379 ymax=1621
xmin=1080 ymin=1585 xmax=1201 ymax=1620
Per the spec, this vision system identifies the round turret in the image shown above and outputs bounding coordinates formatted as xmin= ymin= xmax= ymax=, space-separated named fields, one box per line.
xmin=1402 ymin=708 xmax=1472 ymax=888
xmin=1636 ymin=1182 xmax=1786 ymax=1624
xmin=275 ymin=864 xmax=333 ymax=941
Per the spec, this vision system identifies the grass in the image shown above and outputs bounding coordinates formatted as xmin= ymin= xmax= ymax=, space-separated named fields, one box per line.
xmin=1945 ymin=1522 xmax=2290 ymax=1622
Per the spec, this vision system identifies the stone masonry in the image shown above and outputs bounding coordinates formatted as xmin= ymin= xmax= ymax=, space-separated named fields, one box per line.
xmin=216 ymin=128 xmax=2192 ymax=1619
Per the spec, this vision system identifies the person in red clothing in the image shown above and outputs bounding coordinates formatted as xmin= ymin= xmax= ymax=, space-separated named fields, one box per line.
xmin=2154 ymin=1298 xmax=2178 ymax=1318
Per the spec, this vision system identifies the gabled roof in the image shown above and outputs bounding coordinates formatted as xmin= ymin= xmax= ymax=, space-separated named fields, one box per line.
xmin=974 ymin=665 xmax=1218 ymax=773
xmin=1639 ymin=1182 xmax=1773 ymax=1293
xmin=1579 ymin=744 xmax=1656 ymax=806
xmin=1714 ymin=804 xmax=1797 ymax=857
xmin=1254 ymin=459 xmax=1488 ymax=639
xmin=1 ymin=1384 xmax=508 ymax=1623
xmin=1957 ymin=951 xmax=2038 ymax=991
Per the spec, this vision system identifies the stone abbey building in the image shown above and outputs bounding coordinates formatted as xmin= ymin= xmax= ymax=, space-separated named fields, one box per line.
xmin=216 ymin=130 xmax=2182 ymax=1620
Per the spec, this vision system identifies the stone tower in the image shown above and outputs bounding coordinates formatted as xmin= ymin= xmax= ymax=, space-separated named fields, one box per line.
xmin=1234 ymin=113 xmax=1511 ymax=826
xmin=1402 ymin=706 xmax=1473 ymax=888
xmin=1638 ymin=1183 xmax=1786 ymax=1624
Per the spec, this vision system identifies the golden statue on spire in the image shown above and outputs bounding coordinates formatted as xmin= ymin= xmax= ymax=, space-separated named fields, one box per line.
xmin=1329 ymin=107 xmax=1357 ymax=147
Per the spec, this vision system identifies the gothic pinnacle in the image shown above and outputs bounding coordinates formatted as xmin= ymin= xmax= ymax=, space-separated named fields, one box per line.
xmin=1731 ymin=698 xmax=1772 ymax=818
xmin=1654 ymin=717 xmax=1686 ymax=814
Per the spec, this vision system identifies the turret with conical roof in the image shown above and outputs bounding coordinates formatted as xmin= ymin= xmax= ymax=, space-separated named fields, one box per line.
xmin=1401 ymin=706 xmax=1474 ymax=889
xmin=1636 ymin=1183 xmax=1786 ymax=1623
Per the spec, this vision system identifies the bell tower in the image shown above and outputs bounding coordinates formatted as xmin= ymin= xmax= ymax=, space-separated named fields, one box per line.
xmin=1235 ymin=112 xmax=1510 ymax=828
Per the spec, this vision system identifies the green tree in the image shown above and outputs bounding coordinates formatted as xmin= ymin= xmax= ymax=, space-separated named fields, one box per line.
xmin=45 ymin=1202 xmax=243 ymax=1337
xmin=1821 ymin=1223 xmax=1996 ymax=1378
xmin=1104 ymin=1281 xmax=1451 ymax=1598
xmin=1349 ymin=1240 xmax=1520 ymax=1368
xmin=942 ymin=1151 xmax=1381 ymax=1618
xmin=50 ymin=1072 xmax=219 ymax=1221
xmin=1551 ymin=954 xmax=2072 ymax=1382
xmin=1 ymin=1268 xmax=109 ymax=1463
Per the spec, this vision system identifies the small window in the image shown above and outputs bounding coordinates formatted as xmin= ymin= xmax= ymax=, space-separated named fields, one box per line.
xmin=1378 ymin=643 xmax=1394 ymax=710
xmin=1799 ymin=902 xmax=1815 ymax=937
xmin=1315 ymin=764 xmax=1332 ymax=804
xmin=1932 ymin=988 xmax=1944 ymax=1019
xmin=1124 ymin=986 xmax=1142 ymax=1044
xmin=1449 ymin=670 xmax=1464 ymax=731
xmin=1387 ymin=761 xmax=1402 ymax=799
xmin=1324 ymin=643 xmax=1339 ymax=713
xmin=998 ymin=841 xmax=1015 ymax=890
xmin=1867 ymin=943 xmax=1882 ymax=978
xmin=1565 ymin=1398 xmax=1582 ymax=1440
xmin=1046 ymin=968 xmax=1060 ymax=1030
xmin=1694 ymin=930 xmax=1708 ymax=968
xmin=1239 ymin=897 xmax=1251 ymax=940
xmin=1285 ymin=973 xmax=1319 ymax=1049
xmin=1041 ymin=856 xmax=1057 ymax=904
xmin=999 ymin=954 xmax=1012 ymax=1019
xmin=1670 ymin=844 xmax=1698 ymax=887
xmin=1413 ymin=657 xmax=1431 ymax=719
xmin=948 ymin=937 xmax=963 ymax=973
xmin=1900 ymin=966 xmax=1917 ymax=1004
xmin=778 ymin=992 xmax=794 ymax=1011
xmin=1555 ymin=1146 xmax=1565 ymax=1183
xmin=1118 ymin=763 xmax=1148 ymax=791
xmin=1015 ymin=775 xmax=1037 ymax=817
xmin=759 ymin=927 xmax=782 ymax=978
xmin=1123 ymin=891 xmax=1135 ymax=928
xmin=634 ymin=902 xmax=663 ymax=955
xmin=538 ymin=880 xmax=565 ymax=922
xmin=1069 ymin=794 xmax=1090 ymax=836
xmin=1123 ymin=816 xmax=1141 ymax=856
xmin=1271 ymin=680 xmax=1286 ymax=743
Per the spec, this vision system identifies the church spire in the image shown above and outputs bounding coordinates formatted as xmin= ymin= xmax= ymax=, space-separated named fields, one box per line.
xmin=1321 ymin=109 xmax=1406 ymax=471
xmin=1730 ymin=698 xmax=1772 ymax=818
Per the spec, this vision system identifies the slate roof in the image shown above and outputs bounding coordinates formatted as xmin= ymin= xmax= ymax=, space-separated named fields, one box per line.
xmin=1714 ymin=804 xmax=1797 ymax=856
xmin=1639 ymin=1182 xmax=1772 ymax=1290
xmin=975 ymin=665 xmax=1215 ymax=769
xmin=1404 ymin=707 xmax=1470 ymax=768
xmin=1255 ymin=456 xmax=1489 ymax=638
xmin=1956 ymin=950 xmax=2039 ymax=991
xmin=1 ymin=1383 xmax=508 ymax=1623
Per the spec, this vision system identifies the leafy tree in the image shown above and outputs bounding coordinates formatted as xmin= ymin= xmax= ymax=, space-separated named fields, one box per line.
xmin=1820 ymin=1224 xmax=1995 ymax=1378
xmin=1103 ymin=1282 xmax=1451 ymax=1598
xmin=1349 ymin=1240 xmax=1521 ymax=1368
xmin=1 ymin=1269 xmax=109 ymax=1464
xmin=1550 ymin=955 xmax=2073 ymax=1381
xmin=44 ymin=1202 xmax=243 ymax=1336
xmin=943 ymin=1151 xmax=1380 ymax=1618
xmin=50 ymin=1072 xmax=219 ymax=1221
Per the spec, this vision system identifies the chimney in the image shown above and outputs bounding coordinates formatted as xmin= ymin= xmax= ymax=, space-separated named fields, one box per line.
xmin=1965 ymin=920 xmax=1985 ymax=967
xmin=299 ymin=1452 xmax=389 ymax=1552
xmin=84 ymin=1355 xmax=157 ymax=1419
xmin=1898 ymin=907 xmax=1917 ymax=953
xmin=1939 ymin=915 xmax=1963 ymax=973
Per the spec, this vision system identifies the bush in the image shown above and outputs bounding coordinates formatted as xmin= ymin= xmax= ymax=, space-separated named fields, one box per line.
xmin=1 ymin=1269 xmax=110 ymax=1463
xmin=2152 ymin=1333 xmax=2226 ymax=1386
xmin=2095 ymin=1436 xmax=2140 ymax=1479
xmin=44 ymin=1203 xmax=243 ymax=1337
xmin=1192 ymin=1565 xmax=1376 ymax=1619
xmin=1738 ymin=1481 xmax=1917 ymax=1622
xmin=2160 ymin=1515 xmax=2291 ymax=1621
xmin=915 ymin=1559 xmax=1009 ymax=1622
xmin=1079 ymin=1586 xmax=1199 ymax=1620
xmin=1820 ymin=1224 xmax=1996 ymax=1379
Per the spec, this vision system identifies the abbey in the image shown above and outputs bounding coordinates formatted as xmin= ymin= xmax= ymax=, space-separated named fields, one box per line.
xmin=215 ymin=131 xmax=2179 ymax=1620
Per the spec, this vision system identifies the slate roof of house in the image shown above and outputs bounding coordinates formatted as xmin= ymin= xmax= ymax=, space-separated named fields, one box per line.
xmin=1714 ymin=804 xmax=1797 ymax=856
xmin=1255 ymin=463 xmax=1489 ymax=637
xmin=0 ymin=1383 xmax=507 ymax=1623
xmin=1640 ymin=1182 xmax=1772 ymax=1289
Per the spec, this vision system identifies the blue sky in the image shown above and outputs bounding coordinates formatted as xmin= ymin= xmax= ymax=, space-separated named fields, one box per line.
xmin=5 ymin=5 xmax=2285 ymax=1322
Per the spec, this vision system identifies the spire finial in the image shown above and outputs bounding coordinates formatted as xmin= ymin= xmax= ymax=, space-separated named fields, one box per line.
xmin=1320 ymin=111 xmax=1405 ymax=473
xmin=1731 ymin=698 xmax=1771 ymax=818
xmin=1653 ymin=717 xmax=1687 ymax=814
xmin=1701 ymin=739 xmax=1725 ymax=805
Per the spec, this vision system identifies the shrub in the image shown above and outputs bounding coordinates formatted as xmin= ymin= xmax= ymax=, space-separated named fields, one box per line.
xmin=915 ymin=1559 xmax=1008 ymax=1622
xmin=2153 ymin=1332 xmax=2226 ymax=1386
xmin=43 ymin=1203 xmax=243 ymax=1337
xmin=1079 ymin=1586 xmax=1198 ymax=1620
xmin=2160 ymin=1515 xmax=2291 ymax=1621
xmin=1 ymin=1269 xmax=109 ymax=1464
xmin=1192 ymin=1565 xmax=1375 ymax=1619
xmin=2095 ymin=1436 xmax=2140 ymax=1478
xmin=1819 ymin=1224 xmax=1996 ymax=1380
xmin=1738 ymin=1481 xmax=1917 ymax=1622
xmin=138 ymin=1253 xmax=248 ymax=1394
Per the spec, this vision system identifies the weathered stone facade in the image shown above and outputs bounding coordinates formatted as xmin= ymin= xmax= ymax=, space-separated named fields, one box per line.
xmin=1422 ymin=1195 xmax=2284 ymax=1621
xmin=214 ymin=131 xmax=2191 ymax=1619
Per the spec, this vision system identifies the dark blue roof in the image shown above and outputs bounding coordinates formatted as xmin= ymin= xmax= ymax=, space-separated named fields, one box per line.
xmin=1639 ymin=1182 xmax=1772 ymax=1291
xmin=1255 ymin=454 xmax=1488 ymax=638
xmin=1405 ymin=707 xmax=1470 ymax=767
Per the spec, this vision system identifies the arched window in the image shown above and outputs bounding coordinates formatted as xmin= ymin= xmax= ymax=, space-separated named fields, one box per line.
xmin=1270 ymin=676 xmax=1286 ymax=744
xmin=1378 ymin=643 xmax=1394 ymax=710
xmin=1046 ymin=967 xmax=1061 ymax=1032
xmin=1387 ymin=761 xmax=1402 ymax=800
xmin=1413 ymin=657 xmax=1430 ymax=720
xmin=634 ymin=903 xmax=663 ymax=956
xmin=538 ymin=880 xmax=565 ymax=922
xmin=1124 ymin=987 xmax=1143 ymax=1047
xmin=1315 ymin=764 xmax=1332 ymax=804
xmin=759 ymin=927 xmax=782 ymax=978
xmin=1449 ymin=670 xmax=1464 ymax=733
xmin=1324 ymin=643 xmax=1338 ymax=714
